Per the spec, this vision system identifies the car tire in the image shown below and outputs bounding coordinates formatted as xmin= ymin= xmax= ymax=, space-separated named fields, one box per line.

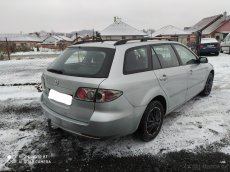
xmin=138 ymin=100 xmax=164 ymax=142
xmin=200 ymin=72 xmax=214 ymax=96
xmin=220 ymin=49 xmax=223 ymax=53
xmin=215 ymin=52 xmax=219 ymax=56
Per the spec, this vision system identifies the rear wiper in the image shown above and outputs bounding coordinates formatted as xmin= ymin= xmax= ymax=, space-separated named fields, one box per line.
xmin=47 ymin=68 xmax=63 ymax=74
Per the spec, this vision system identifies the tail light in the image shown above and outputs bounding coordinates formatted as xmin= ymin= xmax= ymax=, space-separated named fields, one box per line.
xmin=216 ymin=43 xmax=220 ymax=48
xmin=75 ymin=87 xmax=122 ymax=103
xmin=75 ymin=88 xmax=97 ymax=102
xmin=95 ymin=89 xmax=123 ymax=102
xmin=199 ymin=44 xmax=205 ymax=49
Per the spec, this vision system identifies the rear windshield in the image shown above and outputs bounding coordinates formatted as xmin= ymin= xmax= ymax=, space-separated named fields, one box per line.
xmin=47 ymin=47 xmax=115 ymax=78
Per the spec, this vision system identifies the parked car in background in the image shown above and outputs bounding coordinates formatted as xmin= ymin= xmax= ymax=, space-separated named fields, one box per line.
xmin=40 ymin=39 xmax=214 ymax=142
xmin=199 ymin=38 xmax=220 ymax=56
xmin=221 ymin=33 xmax=230 ymax=54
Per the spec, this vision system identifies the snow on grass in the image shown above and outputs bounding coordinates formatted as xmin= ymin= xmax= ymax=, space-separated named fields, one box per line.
xmin=0 ymin=58 xmax=55 ymax=85
xmin=11 ymin=51 xmax=61 ymax=56
xmin=0 ymin=96 xmax=45 ymax=171
xmin=0 ymin=129 xmax=44 ymax=171
xmin=0 ymin=86 xmax=41 ymax=101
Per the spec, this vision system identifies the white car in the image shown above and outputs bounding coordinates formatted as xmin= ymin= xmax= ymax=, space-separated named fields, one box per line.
xmin=221 ymin=33 xmax=230 ymax=54
xmin=40 ymin=39 xmax=214 ymax=141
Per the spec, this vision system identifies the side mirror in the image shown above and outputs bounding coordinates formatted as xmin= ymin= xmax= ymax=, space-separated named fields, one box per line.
xmin=198 ymin=57 xmax=208 ymax=63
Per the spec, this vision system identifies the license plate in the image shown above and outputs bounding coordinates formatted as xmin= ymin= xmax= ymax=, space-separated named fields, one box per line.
xmin=207 ymin=45 xmax=215 ymax=48
xmin=48 ymin=89 xmax=72 ymax=105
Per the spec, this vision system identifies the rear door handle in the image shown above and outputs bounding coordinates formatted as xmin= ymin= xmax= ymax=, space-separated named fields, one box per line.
xmin=159 ymin=74 xmax=167 ymax=81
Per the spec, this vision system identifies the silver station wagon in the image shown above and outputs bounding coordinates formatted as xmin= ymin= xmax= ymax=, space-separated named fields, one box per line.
xmin=40 ymin=38 xmax=214 ymax=141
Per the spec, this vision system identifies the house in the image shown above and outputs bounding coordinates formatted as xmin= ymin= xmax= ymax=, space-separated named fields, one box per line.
xmin=0 ymin=34 xmax=43 ymax=52
xmin=0 ymin=34 xmax=42 ymax=48
xmin=71 ymin=34 xmax=84 ymax=43
xmin=152 ymin=25 xmax=190 ymax=45
xmin=41 ymin=35 xmax=72 ymax=49
xmin=186 ymin=12 xmax=230 ymax=41
xmin=100 ymin=17 xmax=147 ymax=40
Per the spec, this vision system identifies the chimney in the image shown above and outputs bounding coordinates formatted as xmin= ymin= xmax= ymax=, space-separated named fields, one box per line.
xmin=223 ymin=11 xmax=227 ymax=21
xmin=114 ymin=16 xmax=117 ymax=23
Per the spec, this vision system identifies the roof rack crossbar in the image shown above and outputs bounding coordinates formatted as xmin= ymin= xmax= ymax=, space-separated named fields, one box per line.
xmin=114 ymin=37 xmax=175 ymax=46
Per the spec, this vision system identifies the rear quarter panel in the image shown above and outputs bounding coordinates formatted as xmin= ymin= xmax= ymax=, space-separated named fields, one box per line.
xmin=100 ymin=46 xmax=168 ymax=114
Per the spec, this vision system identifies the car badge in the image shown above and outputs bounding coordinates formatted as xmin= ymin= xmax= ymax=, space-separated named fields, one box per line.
xmin=54 ymin=79 xmax=59 ymax=86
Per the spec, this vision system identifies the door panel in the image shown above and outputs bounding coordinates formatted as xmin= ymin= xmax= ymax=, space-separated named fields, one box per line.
xmin=173 ymin=44 xmax=207 ymax=101
xmin=152 ymin=44 xmax=187 ymax=110
xmin=187 ymin=64 xmax=208 ymax=100
xmin=154 ymin=67 xmax=187 ymax=111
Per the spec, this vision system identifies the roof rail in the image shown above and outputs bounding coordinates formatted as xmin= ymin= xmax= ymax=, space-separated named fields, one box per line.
xmin=114 ymin=37 xmax=175 ymax=46
xmin=73 ymin=39 xmax=104 ymax=45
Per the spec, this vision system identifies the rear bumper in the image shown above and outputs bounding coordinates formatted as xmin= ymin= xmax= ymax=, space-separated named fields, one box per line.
xmin=40 ymin=94 xmax=145 ymax=138
xmin=200 ymin=48 xmax=220 ymax=53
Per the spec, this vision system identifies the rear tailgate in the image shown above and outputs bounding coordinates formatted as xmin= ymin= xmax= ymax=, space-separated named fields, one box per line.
xmin=42 ymin=70 xmax=105 ymax=123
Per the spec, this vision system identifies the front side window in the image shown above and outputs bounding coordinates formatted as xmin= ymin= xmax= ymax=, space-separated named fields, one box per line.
xmin=124 ymin=46 xmax=150 ymax=74
xmin=152 ymin=45 xmax=179 ymax=68
xmin=47 ymin=47 xmax=115 ymax=78
xmin=174 ymin=44 xmax=197 ymax=65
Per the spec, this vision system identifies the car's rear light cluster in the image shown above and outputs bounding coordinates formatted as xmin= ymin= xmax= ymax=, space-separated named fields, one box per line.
xmin=75 ymin=87 xmax=123 ymax=103
xmin=96 ymin=89 xmax=122 ymax=102
xmin=216 ymin=43 xmax=220 ymax=48
xmin=199 ymin=44 xmax=205 ymax=49
xmin=76 ymin=87 xmax=97 ymax=101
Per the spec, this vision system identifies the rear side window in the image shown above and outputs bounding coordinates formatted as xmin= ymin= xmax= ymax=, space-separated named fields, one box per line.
xmin=124 ymin=46 xmax=150 ymax=74
xmin=47 ymin=47 xmax=115 ymax=78
xmin=152 ymin=45 xmax=179 ymax=68
xmin=174 ymin=44 xmax=197 ymax=65
xmin=151 ymin=48 xmax=162 ymax=70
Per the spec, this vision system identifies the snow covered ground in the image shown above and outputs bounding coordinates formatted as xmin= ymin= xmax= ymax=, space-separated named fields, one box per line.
xmin=11 ymin=50 xmax=61 ymax=56
xmin=0 ymin=53 xmax=230 ymax=171
xmin=0 ymin=58 xmax=54 ymax=85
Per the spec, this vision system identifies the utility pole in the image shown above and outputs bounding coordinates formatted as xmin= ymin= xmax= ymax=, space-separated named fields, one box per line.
xmin=5 ymin=38 xmax=10 ymax=60
xmin=93 ymin=29 xmax=95 ymax=41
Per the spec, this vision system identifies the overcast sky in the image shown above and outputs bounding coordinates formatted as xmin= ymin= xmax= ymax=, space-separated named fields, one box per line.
xmin=0 ymin=0 xmax=229 ymax=33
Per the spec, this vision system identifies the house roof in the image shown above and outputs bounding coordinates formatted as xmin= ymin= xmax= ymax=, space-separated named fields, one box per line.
xmin=56 ymin=35 xmax=72 ymax=42
xmin=187 ymin=14 xmax=230 ymax=34
xmin=152 ymin=25 xmax=190 ymax=37
xmin=42 ymin=35 xmax=73 ymax=45
xmin=202 ymin=15 xmax=230 ymax=34
xmin=0 ymin=34 xmax=43 ymax=42
xmin=100 ymin=20 xmax=146 ymax=36
xmin=187 ymin=15 xmax=221 ymax=33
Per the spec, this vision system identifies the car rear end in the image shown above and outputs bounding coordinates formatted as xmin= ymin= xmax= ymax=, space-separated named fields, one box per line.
xmin=40 ymin=43 xmax=136 ymax=138
xmin=199 ymin=38 xmax=220 ymax=55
